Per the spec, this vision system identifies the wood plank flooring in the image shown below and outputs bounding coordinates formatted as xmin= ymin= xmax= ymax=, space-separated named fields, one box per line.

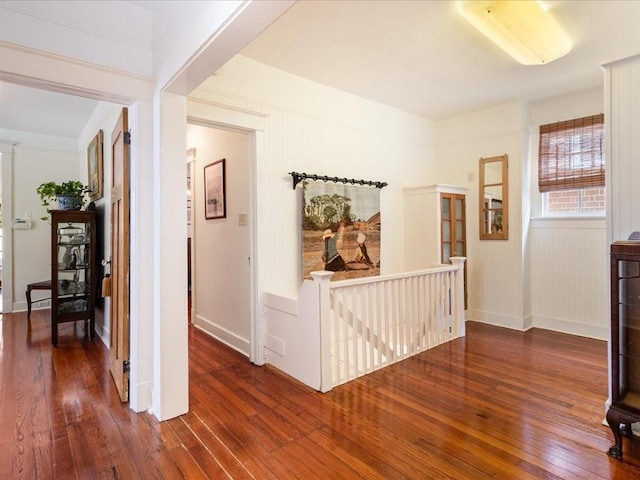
xmin=1 ymin=309 xmax=640 ymax=479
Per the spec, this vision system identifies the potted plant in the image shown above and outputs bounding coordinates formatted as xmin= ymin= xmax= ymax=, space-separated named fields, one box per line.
xmin=37 ymin=180 xmax=91 ymax=220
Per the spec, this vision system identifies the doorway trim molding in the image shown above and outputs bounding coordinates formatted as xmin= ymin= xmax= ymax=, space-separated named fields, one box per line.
xmin=187 ymin=98 xmax=266 ymax=364
xmin=0 ymin=143 xmax=13 ymax=313
xmin=0 ymin=42 xmax=155 ymax=413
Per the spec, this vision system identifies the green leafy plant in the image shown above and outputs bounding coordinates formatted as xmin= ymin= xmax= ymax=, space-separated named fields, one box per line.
xmin=36 ymin=180 xmax=91 ymax=220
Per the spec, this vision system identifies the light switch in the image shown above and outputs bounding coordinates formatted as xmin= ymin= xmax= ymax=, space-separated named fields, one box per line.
xmin=239 ymin=212 xmax=248 ymax=226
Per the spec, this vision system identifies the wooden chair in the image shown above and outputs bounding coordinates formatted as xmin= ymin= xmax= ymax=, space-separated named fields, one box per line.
xmin=26 ymin=280 xmax=52 ymax=318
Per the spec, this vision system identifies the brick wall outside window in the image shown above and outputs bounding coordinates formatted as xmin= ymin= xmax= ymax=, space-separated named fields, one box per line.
xmin=545 ymin=187 xmax=605 ymax=214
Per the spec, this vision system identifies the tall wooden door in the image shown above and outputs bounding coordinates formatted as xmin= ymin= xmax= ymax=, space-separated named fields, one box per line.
xmin=441 ymin=192 xmax=467 ymax=308
xmin=440 ymin=192 xmax=466 ymax=262
xmin=109 ymin=107 xmax=130 ymax=402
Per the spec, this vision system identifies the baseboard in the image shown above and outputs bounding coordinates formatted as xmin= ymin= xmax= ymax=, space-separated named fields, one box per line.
xmin=466 ymin=310 xmax=606 ymax=340
xmin=193 ymin=315 xmax=250 ymax=357
xmin=131 ymin=380 xmax=153 ymax=413
xmin=466 ymin=309 xmax=528 ymax=331
xmin=13 ymin=299 xmax=51 ymax=313
xmin=531 ymin=314 xmax=606 ymax=340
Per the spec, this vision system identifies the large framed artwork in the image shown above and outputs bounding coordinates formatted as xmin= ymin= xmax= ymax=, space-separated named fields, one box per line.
xmin=204 ymin=158 xmax=226 ymax=219
xmin=302 ymin=181 xmax=381 ymax=281
xmin=87 ymin=129 xmax=104 ymax=201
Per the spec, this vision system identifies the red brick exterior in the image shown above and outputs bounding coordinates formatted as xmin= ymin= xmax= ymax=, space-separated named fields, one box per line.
xmin=546 ymin=187 xmax=605 ymax=214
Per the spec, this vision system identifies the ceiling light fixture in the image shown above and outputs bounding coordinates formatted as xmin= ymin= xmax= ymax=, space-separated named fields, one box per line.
xmin=457 ymin=0 xmax=571 ymax=65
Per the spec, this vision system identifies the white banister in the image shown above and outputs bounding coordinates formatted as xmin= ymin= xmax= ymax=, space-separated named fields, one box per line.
xmin=263 ymin=260 xmax=466 ymax=393
xmin=450 ymin=257 xmax=467 ymax=338
xmin=324 ymin=259 xmax=467 ymax=390
xmin=310 ymin=271 xmax=334 ymax=393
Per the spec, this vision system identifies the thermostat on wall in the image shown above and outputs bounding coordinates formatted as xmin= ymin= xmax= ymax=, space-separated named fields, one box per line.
xmin=12 ymin=217 xmax=32 ymax=229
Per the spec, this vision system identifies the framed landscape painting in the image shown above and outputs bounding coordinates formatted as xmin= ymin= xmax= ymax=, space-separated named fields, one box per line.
xmin=87 ymin=129 xmax=104 ymax=201
xmin=204 ymin=158 xmax=226 ymax=219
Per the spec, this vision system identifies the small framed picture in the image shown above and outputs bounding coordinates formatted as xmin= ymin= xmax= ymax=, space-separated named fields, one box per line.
xmin=87 ymin=130 xmax=104 ymax=201
xmin=204 ymin=158 xmax=226 ymax=219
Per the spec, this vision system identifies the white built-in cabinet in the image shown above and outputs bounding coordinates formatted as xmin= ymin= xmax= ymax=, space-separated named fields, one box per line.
xmin=403 ymin=184 xmax=468 ymax=271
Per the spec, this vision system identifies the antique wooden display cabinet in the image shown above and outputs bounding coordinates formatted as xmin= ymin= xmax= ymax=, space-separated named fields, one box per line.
xmin=607 ymin=241 xmax=640 ymax=459
xmin=50 ymin=210 xmax=96 ymax=345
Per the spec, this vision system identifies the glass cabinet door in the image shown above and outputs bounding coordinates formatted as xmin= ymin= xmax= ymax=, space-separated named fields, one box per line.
xmin=56 ymin=220 xmax=92 ymax=314
xmin=440 ymin=193 xmax=466 ymax=263
xmin=618 ymin=259 xmax=640 ymax=410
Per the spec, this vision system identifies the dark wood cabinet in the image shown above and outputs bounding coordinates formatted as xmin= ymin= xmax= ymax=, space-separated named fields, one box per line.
xmin=50 ymin=210 xmax=96 ymax=345
xmin=607 ymin=241 xmax=640 ymax=459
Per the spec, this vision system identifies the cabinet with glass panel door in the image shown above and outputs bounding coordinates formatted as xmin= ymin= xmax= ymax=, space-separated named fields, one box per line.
xmin=403 ymin=185 xmax=467 ymax=306
xmin=607 ymin=240 xmax=640 ymax=460
xmin=50 ymin=210 xmax=96 ymax=346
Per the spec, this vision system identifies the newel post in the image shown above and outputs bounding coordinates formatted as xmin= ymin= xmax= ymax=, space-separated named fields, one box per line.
xmin=310 ymin=271 xmax=334 ymax=392
xmin=449 ymin=257 xmax=467 ymax=337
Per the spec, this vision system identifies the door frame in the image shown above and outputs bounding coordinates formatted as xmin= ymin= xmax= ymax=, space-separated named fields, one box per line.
xmin=187 ymin=113 xmax=262 ymax=363
xmin=0 ymin=69 xmax=154 ymax=414
xmin=0 ymin=145 xmax=12 ymax=313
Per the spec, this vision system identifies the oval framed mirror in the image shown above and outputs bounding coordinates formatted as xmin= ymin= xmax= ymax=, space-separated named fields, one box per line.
xmin=479 ymin=154 xmax=508 ymax=240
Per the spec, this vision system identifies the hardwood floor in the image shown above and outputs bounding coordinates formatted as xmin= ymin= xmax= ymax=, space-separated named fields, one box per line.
xmin=1 ymin=309 xmax=640 ymax=479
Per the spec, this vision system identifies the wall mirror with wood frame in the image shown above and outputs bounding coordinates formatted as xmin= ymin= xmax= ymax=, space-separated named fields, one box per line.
xmin=479 ymin=154 xmax=508 ymax=240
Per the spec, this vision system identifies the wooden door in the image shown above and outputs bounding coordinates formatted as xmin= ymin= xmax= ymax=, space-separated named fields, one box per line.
xmin=109 ymin=107 xmax=130 ymax=402
xmin=440 ymin=193 xmax=466 ymax=262
xmin=441 ymin=193 xmax=467 ymax=307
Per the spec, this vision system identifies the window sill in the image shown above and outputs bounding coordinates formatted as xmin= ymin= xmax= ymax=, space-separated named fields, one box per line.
xmin=530 ymin=216 xmax=606 ymax=230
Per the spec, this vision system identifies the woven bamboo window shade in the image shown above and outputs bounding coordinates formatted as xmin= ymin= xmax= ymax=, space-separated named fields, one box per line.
xmin=538 ymin=113 xmax=604 ymax=193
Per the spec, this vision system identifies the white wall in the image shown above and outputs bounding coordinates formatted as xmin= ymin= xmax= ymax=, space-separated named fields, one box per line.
xmin=604 ymin=54 xmax=640 ymax=244
xmin=151 ymin=2 xmax=291 ymax=421
xmin=529 ymin=218 xmax=607 ymax=339
xmin=0 ymin=1 xmax=153 ymax=76
xmin=434 ymin=90 xmax=609 ymax=339
xmin=191 ymin=55 xmax=437 ymax=301
xmin=187 ymin=55 xmax=436 ymax=373
xmin=12 ymin=143 xmax=80 ymax=311
xmin=436 ymin=101 xmax=528 ymax=330
xmin=603 ymin=52 xmax=640 ymax=408
xmin=187 ymin=124 xmax=251 ymax=355
xmin=528 ymin=88 xmax=607 ymax=339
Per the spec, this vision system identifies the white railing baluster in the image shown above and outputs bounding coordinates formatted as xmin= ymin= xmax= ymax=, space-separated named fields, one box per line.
xmin=318 ymin=259 xmax=466 ymax=390
xmin=375 ymin=282 xmax=382 ymax=367
xmin=366 ymin=283 xmax=373 ymax=373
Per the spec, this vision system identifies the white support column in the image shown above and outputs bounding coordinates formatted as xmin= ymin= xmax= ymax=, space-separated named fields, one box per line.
xmin=450 ymin=257 xmax=467 ymax=338
xmin=311 ymin=270 xmax=334 ymax=393
xmin=152 ymin=91 xmax=189 ymax=420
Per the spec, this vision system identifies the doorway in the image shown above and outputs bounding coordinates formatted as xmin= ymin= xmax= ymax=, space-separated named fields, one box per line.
xmin=187 ymin=148 xmax=195 ymax=322
xmin=186 ymin=123 xmax=253 ymax=355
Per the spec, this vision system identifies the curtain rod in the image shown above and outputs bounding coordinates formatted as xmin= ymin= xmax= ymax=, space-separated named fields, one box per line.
xmin=289 ymin=171 xmax=388 ymax=190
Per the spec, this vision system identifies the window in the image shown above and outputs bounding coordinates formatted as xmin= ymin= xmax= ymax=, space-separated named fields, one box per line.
xmin=538 ymin=114 xmax=605 ymax=215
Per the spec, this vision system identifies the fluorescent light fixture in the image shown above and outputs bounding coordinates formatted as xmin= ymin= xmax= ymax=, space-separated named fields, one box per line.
xmin=457 ymin=0 xmax=571 ymax=65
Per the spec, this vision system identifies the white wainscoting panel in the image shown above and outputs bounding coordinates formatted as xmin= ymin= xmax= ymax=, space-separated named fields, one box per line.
xmin=529 ymin=218 xmax=607 ymax=339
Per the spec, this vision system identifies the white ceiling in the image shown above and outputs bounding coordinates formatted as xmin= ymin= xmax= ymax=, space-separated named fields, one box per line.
xmin=0 ymin=81 xmax=100 ymax=138
xmin=240 ymin=0 xmax=640 ymax=120
xmin=2 ymin=0 xmax=640 ymax=138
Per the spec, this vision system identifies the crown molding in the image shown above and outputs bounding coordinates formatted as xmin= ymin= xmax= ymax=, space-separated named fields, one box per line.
xmin=0 ymin=1 xmax=152 ymax=53
xmin=0 ymin=40 xmax=154 ymax=103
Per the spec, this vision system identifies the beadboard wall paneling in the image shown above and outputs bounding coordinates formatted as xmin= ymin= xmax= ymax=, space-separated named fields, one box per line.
xmin=190 ymin=56 xmax=436 ymax=299
xmin=605 ymin=54 xmax=640 ymax=244
xmin=436 ymin=102 xmax=527 ymax=329
xmin=530 ymin=218 xmax=607 ymax=339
